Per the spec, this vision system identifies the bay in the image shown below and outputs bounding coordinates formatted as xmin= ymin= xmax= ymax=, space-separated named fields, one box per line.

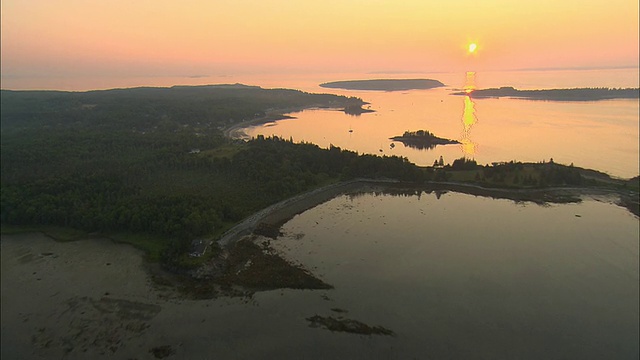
xmin=265 ymin=191 xmax=639 ymax=359
xmin=238 ymin=69 xmax=640 ymax=179
xmin=2 ymin=69 xmax=638 ymax=358
xmin=3 ymin=68 xmax=638 ymax=177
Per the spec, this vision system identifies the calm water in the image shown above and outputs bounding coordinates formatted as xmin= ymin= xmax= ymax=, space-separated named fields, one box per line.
xmin=267 ymin=191 xmax=639 ymax=359
xmin=3 ymin=69 xmax=638 ymax=177
xmin=3 ymin=70 xmax=638 ymax=358
xmin=238 ymin=69 xmax=640 ymax=179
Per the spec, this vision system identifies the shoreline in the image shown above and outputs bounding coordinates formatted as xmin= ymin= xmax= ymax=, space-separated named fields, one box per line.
xmin=0 ymin=233 xmax=333 ymax=359
xmin=217 ymin=179 xmax=399 ymax=248
xmin=222 ymin=107 xmax=304 ymax=139
xmin=451 ymin=86 xmax=640 ymax=101
xmin=216 ymin=178 xmax=638 ymax=248
xmin=3 ymin=187 xmax=636 ymax=359
xmin=222 ymin=105 xmax=350 ymax=140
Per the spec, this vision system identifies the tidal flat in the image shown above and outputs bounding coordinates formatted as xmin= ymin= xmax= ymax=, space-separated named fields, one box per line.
xmin=1 ymin=233 xmax=399 ymax=359
xmin=2 ymin=188 xmax=638 ymax=359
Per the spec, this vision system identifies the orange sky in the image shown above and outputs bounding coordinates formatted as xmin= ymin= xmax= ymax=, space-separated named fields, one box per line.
xmin=1 ymin=0 xmax=638 ymax=81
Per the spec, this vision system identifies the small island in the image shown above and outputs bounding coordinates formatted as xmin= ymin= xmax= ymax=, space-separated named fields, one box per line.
xmin=343 ymin=103 xmax=375 ymax=115
xmin=390 ymin=130 xmax=461 ymax=150
xmin=320 ymin=79 xmax=445 ymax=91
xmin=451 ymin=86 xmax=640 ymax=101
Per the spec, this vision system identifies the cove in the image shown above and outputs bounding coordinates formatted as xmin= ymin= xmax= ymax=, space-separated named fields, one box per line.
xmin=268 ymin=190 xmax=639 ymax=359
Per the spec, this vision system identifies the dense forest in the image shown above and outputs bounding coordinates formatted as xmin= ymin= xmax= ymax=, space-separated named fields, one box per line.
xmin=3 ymin=85 xmax=637 ymax=269
xmin=1 ymin=85 xmax=422 ymax=266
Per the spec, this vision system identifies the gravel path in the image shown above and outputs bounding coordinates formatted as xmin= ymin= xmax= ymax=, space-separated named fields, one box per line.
xmin=217 ymin=179 xmax=398 ymax=248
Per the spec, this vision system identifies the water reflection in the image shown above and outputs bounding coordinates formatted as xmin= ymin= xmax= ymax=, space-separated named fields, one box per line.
xmin=461 ymin=71 xmax=479 ymax=156
xmin=397 ymin=142 xmax=440 ymax=150
xmin=463 ymin=71 xmax=477 ymax=93
xmin=239 ymin=70 xmax=638 ymax=177
xmin=274 ymin=192 xmax=639 ymax=359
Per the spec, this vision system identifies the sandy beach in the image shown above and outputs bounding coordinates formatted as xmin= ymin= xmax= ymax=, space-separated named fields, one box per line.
xmin=222 ymin=107 xmax=308 ymax=140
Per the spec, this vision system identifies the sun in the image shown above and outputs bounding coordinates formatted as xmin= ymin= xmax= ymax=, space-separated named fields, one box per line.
xmin=468 ymin=43 xmax=477 ymax=54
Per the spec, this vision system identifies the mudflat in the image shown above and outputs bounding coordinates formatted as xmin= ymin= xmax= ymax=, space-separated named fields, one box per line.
xmin=1 ymin=233 xmax=263 ymax=359
xmin=1 ymin=233 xmax=171 ymax=358
xmin=0 ymin=233 xmax=396 ymax=359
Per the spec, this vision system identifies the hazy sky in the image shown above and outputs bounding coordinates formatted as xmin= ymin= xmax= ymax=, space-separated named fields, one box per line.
xmin=1 ymin=0 xmax=638 ymax=80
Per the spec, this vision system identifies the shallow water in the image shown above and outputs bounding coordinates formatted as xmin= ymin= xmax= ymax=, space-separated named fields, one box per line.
xmin=268 ymin=191 xmax=639 ymax=359
xmin=2 ymin=194 xmax=637 ymax=359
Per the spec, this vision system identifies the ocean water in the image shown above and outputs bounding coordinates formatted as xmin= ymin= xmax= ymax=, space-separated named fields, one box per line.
xmin=237 ymin=69 xmax=640 ymax=178
xmin=2 ymin=68 xmax=639 ymax=92
xmin=3 ymin=68 xmax=638 ymax=177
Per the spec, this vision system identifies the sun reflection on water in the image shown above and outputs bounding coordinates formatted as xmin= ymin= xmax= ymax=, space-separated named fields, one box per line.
xmin=462 ymin=95 xmax=478 ymax=132
xmin=461 ymin=71 xmax=478 ymax=156
xmin=463 ymin=71 xmax=477 ymax=93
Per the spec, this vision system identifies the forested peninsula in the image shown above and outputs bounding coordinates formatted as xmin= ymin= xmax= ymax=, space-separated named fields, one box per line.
xmin=320 ymin=79 xmax=445 ymax=91
xmin=0 ymin=85 xmax=421 ymax=270
xmin=2 ymin=84 xmax=638 ymax=293
xmin=452 ymin=86 xmax=639 ymax=101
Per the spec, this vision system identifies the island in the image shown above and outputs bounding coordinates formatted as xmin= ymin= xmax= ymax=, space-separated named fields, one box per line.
xmin=320 ymin=79 xmax=445 ymax=91
xmin=343 ymin=103 xmax=375 ymax=115
xmin=389 ymin=130 xmax=461 ymax=150
xmin=451 ymin=86 xmax=640 ymax=101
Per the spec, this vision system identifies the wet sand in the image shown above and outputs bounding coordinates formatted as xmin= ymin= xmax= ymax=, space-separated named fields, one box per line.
xmin=1 ymin=233 xmax=174 ymax=359
xmin=1 ymin=233 xmax=399 ymax=359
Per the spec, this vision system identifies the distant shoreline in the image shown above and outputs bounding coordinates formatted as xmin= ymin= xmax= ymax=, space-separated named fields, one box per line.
xmin=223 ymin=104 xmax=374 ymax=139
xmin=452 ymin=86 xmax=640 ymax=101
xmin=222 ymin=107 xmax=303 ymax=139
